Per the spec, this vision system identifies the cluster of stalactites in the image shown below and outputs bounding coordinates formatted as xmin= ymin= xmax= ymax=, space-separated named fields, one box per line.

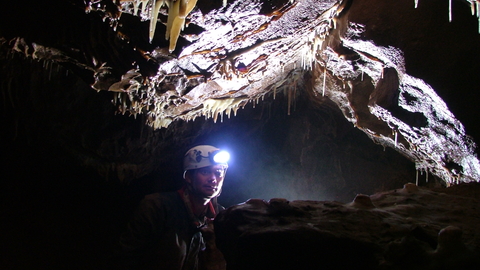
xmin=300 ymin=0 xmax=347 ymax=100
xmin=202 ymin=98 xmax=245 ymax=123
xmin=124 ymin=0 xmax=197 ymax=52
xmin=143 ymin=97 xmax=247 ymax=129
xmin=124 ymin=0 xmax=228 ymax=52
xmin=415 ymin=0 xmax=480 ymax=32
xmin=301 ymin=0 xmax=347 ymax=71
xmin=108 ymin=75 xmax=250 ymax=128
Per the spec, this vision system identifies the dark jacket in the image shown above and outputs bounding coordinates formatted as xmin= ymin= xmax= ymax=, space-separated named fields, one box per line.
xmin=118 ymin=191 xmax=223 ymax=270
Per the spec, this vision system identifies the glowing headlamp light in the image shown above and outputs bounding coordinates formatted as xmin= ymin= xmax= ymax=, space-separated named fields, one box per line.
xmin=211 ymin=150 xmax=230 ymax=164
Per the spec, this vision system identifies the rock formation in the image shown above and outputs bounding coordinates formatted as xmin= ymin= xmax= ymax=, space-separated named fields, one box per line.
xmin=2 ymin=0 xmax=480 ymax=185
xmin=1 ymin=0 xmax=480 ymax=268
xmin=215 ymin=182 xmax=480 ymax=269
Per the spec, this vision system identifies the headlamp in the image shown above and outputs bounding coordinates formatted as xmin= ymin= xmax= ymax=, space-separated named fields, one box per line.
xmin=183 ymin=145 xmax=230 ymax=173
xmin=211 ymin=150 xmax=230 ymax=164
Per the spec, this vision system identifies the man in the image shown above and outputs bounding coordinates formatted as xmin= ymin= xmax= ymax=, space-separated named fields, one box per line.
xmin=119 ymin=145 xmax=229 ymax=269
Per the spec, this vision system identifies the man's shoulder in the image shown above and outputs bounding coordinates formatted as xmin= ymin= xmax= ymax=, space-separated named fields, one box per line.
xmin=134 ymin=192 xmax=182 ymax=216
xmin=140 ymin=191 xmax=189 ymax=220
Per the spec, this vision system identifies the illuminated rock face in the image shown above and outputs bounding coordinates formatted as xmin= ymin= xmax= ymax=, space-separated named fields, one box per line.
xmin=214 ymin=182 xmax=480 ymax=270
xmin=1 ymin=1 xmax=480 ymax=185
xmin=3 ymin=0 xmax=480 ymax=187
xmin=1 ymin=1 xmax=480 ymax=269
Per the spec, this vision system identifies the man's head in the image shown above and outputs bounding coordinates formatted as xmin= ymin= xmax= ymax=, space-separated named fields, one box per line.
xmin=183 ymin=145 xmax=230 ymax=200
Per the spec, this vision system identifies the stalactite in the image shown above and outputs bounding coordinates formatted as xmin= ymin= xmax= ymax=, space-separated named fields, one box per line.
xmin=149 ymin=0 xmax=165 ymax=42
xmin=414 ymin=0 xmax=480 ymax=32
xmin=164 ymin=0 xmax=179 ymax=40
xmin=166 ymin=0 xmax=198 ymax=52
xmin=133 ymin=0 xmax=147 ymax=16
xmin=322 ymin=66 xmax=326 ymax=96
xmin=476 ymin=0 xmax=480 ymax=33
xmin=449 ymin=0 xmax=453 ymax=22
xmin=394 ymin=129 xmax=398 ymax=148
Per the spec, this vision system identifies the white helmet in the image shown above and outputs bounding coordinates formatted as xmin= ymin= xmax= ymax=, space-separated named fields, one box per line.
xmin=183 ymin=145 xmax=230 ymax=173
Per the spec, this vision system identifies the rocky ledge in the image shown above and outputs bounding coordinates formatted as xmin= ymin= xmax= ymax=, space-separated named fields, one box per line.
xmin=214 ymin=182 xmax=480 ymax=270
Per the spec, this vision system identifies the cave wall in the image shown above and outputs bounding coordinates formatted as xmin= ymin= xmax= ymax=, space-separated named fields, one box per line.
xmin=1 ymin=0 xmax=479 ymax=268
xmin=348 ymin=0 xmax=480 ymax=144
xmin=2 ymin=0 xmax=479 ymax=185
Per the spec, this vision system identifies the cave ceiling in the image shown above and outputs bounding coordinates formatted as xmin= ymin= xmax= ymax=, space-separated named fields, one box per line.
xmin=1 ymin=0 xmax=480 ymax=187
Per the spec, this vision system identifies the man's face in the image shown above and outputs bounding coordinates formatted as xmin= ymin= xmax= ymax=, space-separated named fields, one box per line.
xmin=186 ymin=165 xmax=226 ymax=200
